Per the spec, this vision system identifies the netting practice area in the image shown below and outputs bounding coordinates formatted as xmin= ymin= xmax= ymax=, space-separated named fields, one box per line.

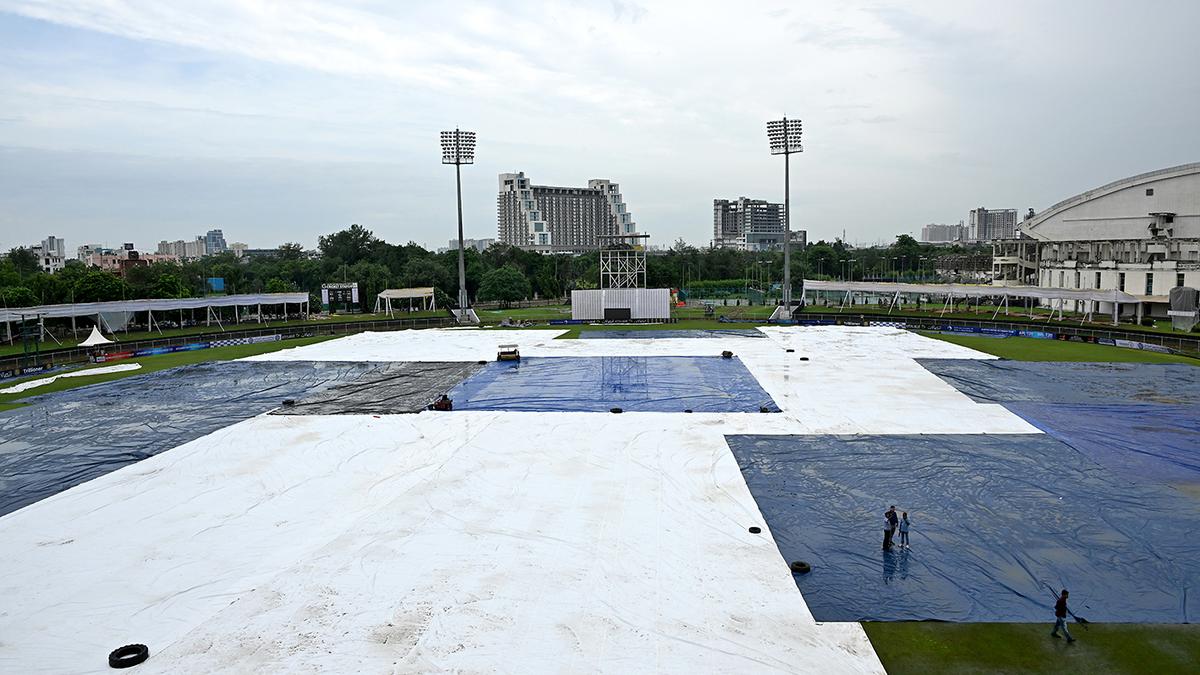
xmin=445 ymin=356 xmax=780 ymax=413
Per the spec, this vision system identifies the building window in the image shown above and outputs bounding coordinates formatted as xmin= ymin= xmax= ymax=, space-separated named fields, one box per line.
xmin=1118 ymin=272 xmax=1125 ymax=292
xmin=1095 ymin=272 xmax=1101 ymax=288
xmin=1178 ymin=272 xmax=1186 ymax=288
xmin=1074 ymin=271 xmax=1080 ymax=288
xmin=1145 ymin=273 xmax=1154 ymax=296
xmin=1058 ymin=271 xmax=1064 ymax=287
xmin=1145 ymin=188 xmax=1154 ymax=196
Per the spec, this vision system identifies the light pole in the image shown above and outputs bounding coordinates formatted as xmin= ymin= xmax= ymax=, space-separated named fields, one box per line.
xmin=441 ymin=128 xmax=476 ymax=315
xmin=767 ymin=117 xmax=803 ymax=312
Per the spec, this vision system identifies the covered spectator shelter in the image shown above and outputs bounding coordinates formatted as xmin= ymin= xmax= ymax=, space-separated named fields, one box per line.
xmin=374 ymin=288 xmax=437 ymax=317
xmin=1 ymin=292 xmax=310 ymax=343
xmin=801 ymin=280 xmax=1142 ymax=326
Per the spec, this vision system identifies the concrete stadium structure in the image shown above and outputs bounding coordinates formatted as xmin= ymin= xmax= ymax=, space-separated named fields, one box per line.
xmin=994 ymin=163 xmax=1200 ymax=318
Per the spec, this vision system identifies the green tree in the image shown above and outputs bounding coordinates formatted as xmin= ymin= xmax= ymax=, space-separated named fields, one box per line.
xmin=7 ymin=247 xmax=40 ymax=277
xmin=318 ymin=224 xmax=378 ymax=266
xmin=265 ymin=277 xmax=297 ymax=293
xmin=152 ymin=273 xmax=189 ymax=298
xmin=72 ymin=270 xmax=128 ymax=303
xmin=400 ymin=257 xmax=450 ymax=290
xmin=477 ymin=266 xmax=531 ymax=306
xmin=277 ymin=242 xmax=305 ymax=260
xmin=0 ymin=285 xmax=37 ymax=307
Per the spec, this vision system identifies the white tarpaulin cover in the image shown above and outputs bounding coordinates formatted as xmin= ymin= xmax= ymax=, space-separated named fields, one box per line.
xmin=0 ymin=327 xmax=1040 ymax=673
xmin=0 ymin=363 xmax=140 ymax=394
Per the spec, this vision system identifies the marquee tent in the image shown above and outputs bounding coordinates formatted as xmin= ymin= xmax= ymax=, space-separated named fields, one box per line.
xmin=1 ymin=293 xmax=311 ymax=340
xmin=801 ymin=280 xmax=1142 ymax=325
xmin=374 ymin=288 xmax=436 ymax=317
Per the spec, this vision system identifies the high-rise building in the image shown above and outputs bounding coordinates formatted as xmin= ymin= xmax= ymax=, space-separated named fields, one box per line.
xmin=229 ymin=242 xmax=249 ymax=257
xmin=920 ymin=222 xmax=967 ymax=243
xmin=441 ymin=238 xmax=496 ymax=254
xmin=497 ymin=172 xmax=638 ymax=252
xmin=968 ymin=208 xmax=1017 ymax=242
xmin=205 ymin=229 xmax=228 ymax=255
xmin=712 ymin=197 xmax=791 ymax=251
xmin=158 ymin=237 xmax=208 ymax=259
xmin=31 ymin=235 xmax=67 ymax=273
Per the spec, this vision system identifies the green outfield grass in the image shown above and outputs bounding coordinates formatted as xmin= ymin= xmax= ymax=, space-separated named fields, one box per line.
xmin=920 ymin=331 xmax=1199 ymax=365
xmin=0 ymin=335 xmax=337 ymax=411
xmin=863 ymin=622 xmax=1200 ymax=675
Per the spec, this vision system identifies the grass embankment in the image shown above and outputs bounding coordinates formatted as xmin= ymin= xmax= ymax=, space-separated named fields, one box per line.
xmin=863 ymin=622 xmax=1200 ymax=675
xmin=920 ymin=332 xmax=1199 ymax=365
xmin=0 ymin=335 xmax=336 ymax=411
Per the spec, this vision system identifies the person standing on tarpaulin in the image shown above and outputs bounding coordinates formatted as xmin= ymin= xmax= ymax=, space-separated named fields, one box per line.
xmin=883 ymin=505 xmax=898 ymax=550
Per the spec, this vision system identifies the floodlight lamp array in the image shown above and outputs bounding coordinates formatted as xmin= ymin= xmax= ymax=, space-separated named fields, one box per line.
xmin=440 ymin=129 xmax=476 ymax=164
xmin=767 ymin=118 xmax=803 ymax=155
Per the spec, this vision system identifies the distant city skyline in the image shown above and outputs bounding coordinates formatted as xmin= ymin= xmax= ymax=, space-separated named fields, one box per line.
xmin=2 ymin=1 xmax=1199 ymax=253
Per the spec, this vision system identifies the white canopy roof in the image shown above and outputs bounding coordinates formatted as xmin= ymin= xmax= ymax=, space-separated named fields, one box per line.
xmin=802 ymin=280 xmax=1141 ymax=304
xmin=377 ymin=287 xmax=435 ymax=300
xmin=0 ymin=293 xmax=309 ymax=323
xmin=77 ymin=326 xmax=114 ymax=347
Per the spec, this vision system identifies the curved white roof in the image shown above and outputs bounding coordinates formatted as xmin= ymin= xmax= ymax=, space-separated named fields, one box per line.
xmin=1021 ymin=162 xmax=1200 ymax=240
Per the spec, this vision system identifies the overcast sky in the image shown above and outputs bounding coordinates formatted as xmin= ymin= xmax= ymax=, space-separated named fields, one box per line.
xmin=2 ymin=0 xmax=1198 ymax=253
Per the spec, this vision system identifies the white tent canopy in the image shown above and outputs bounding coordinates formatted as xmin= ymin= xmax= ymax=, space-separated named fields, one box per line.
xmin=1 ymin=293 xmax=311 ymax=340
xmin=0 ymin=293 xmax=310 ymax=323
xmin=77 ymin=326 xmax=113 ymax=347
xmin=801 ymin=280 xmax=1142 ymax=325
xmin=374 ymin=288 xmax=436 ymax=316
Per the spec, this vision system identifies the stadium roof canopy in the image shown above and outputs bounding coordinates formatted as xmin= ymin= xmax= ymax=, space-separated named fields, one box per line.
xmin=802 ymin=280 xmax=1141 ymax=324
xmin=802 ymin=280 xmax=1140 ymax=304
xmin=0 ymin=292 xmax=310 ymax=324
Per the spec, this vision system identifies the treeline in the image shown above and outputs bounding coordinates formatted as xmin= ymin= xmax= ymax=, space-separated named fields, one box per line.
xmin=0 ymin=225 xmax=985 ymax=309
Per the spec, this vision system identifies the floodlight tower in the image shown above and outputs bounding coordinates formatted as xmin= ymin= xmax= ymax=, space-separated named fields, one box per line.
xmin=767 ymin=117 xmax=803 ymax=312
xmin=441 ymin=128 xmax=476 ymax=312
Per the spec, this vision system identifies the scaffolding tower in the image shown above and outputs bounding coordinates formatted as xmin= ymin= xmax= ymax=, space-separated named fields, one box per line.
xmin=598 ymin=233 xmax=649 ymax=289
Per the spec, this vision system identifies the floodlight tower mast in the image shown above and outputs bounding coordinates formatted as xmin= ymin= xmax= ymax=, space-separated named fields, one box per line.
xmin=441 ymin=128 xmax=476 ymax=313
xmin=767 ymin=117 xmax=803 ymax=313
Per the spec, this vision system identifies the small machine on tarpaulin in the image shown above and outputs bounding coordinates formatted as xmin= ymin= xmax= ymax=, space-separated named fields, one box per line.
xmin=497 ymin=344 xmax=520 ymax=361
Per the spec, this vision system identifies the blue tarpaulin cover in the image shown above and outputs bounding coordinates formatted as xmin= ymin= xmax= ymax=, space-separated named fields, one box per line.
xmin=917 ymin=360 xmax=1200 ymax=405
xmin=0 ymin=362 xmax=430 ymax=516
xmin=921 ymin=359 xmax=1200 ymax=488
xmin=1007 ymin=403 xmax=1200 ymax=488
xmin=728 ymin=433 xmax=1200 ymax=623
xmin=578 ymin=329 xmax=765 ymax=339
xmin=446 ymin=356 xmax=779 ymax=413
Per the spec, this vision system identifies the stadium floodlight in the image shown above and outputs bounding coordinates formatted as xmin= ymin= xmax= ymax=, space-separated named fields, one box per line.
xmin=767 ymin=117 xmax=802 ymax=312
xmin=441 ymin=128 xmax=476 ymax=313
